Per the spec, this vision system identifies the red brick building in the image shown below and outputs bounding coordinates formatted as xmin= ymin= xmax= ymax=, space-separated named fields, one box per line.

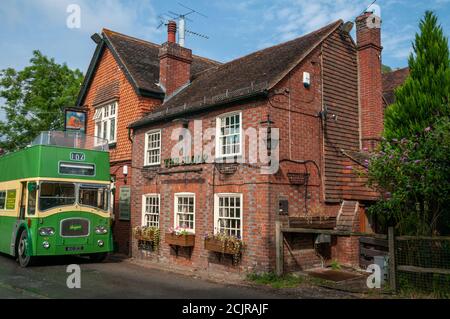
xmin=76 ymin=28 xmax=219 ymax=254
xmin=78 ymin=10 xmax=407 ymax=275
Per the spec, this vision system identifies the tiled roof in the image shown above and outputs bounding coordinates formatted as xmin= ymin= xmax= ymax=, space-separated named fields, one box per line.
xmin=382 ymin=67 xmax=409 ymax=106
xmin=130 ymin=20 xmax=343 ymax=128
xmin=76 ymin=29 xmax=220 ymax=105
xmin=103 ymin=29 xmax=221 ymax=95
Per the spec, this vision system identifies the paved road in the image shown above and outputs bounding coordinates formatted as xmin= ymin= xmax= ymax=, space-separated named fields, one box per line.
xmin=0 ymin=253 xmax=285 ymax=299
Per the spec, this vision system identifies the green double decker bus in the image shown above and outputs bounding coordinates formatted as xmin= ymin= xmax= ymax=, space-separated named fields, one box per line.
xmin=0 ymin=131 xmax=113 ymax=267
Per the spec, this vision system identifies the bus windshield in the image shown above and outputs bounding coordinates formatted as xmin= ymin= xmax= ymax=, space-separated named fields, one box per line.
xmin=39 ymin=182 xmax=76 ymax=211
xmin=79 ymin=184 xmax=109 ymax=211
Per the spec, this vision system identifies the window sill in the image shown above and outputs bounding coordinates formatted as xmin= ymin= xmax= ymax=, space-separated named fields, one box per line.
xmin=143 ymin=164 xmax=160 ymax=169
xmin=214 ymin=154 xmax=243 ymax=163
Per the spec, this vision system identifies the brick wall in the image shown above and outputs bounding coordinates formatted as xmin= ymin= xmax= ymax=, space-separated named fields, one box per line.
xmin=82 ymin=47 xmax=162 ymax=254
xmin=129 ymin=29 xmax=368 ymax=275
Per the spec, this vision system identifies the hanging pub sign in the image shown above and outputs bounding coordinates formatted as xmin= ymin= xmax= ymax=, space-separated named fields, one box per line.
xmin=64 ymin=107 xmax=87 ymax=133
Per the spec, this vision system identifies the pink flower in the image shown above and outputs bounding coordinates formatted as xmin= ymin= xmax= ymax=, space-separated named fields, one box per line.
xmin=345 ymin=166 xmax=353 ymax=169
xmin=425 ymin=127 xmax=431 ymax=132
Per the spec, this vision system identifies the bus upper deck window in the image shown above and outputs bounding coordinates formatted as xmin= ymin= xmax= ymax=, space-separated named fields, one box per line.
xmin=59 ymin=162 xmax=95 ymax=176
xmin=39 ymin=182 xmax=76 ymax=211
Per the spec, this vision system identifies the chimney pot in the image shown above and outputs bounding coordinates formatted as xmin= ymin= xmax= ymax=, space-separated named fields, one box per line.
xmin=167 ymin=20 xmax=177 ymax=43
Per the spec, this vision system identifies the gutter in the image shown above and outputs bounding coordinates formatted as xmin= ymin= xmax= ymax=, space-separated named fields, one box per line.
xmin=129 ymin=89 xmax=269 ymax=129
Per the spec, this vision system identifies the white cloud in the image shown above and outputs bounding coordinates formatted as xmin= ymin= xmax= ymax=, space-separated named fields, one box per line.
xmin=5 ymin=0 xmax=161 ymax=38
xmin=256 ymin=0 xmax=367 ymax=48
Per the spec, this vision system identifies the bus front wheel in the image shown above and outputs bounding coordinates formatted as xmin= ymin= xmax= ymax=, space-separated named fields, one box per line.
xmin=17 ymin=231 xmax=34 ymax=267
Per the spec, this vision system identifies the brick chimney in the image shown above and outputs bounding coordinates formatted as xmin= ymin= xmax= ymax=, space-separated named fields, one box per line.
xmin=159 ymin=20 xmax=193 ymax=97
xmin=356 ymin=11 xmax=383 ymax=151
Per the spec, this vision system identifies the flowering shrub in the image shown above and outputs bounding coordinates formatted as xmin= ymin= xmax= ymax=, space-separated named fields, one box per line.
xmin=168 ymin=226 xmax=191 ymax=236
xmin=204 ymin=231 xmax=244 ymax=264
xmin=133 ymin=226 xmax=160 ymax=250
xmin=366 ymin=118 xmax=450 ymax=235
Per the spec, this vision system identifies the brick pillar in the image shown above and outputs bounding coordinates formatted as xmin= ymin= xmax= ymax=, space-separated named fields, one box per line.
xmin=356 ymin=12 xmax=383 ymax=151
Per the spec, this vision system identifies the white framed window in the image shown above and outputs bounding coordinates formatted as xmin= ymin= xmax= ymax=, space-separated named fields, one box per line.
xmin=215 ymin=111 xmax=242 ymax=158
xmin=93 ymin=101 xmax=118 ymax=144
xmin=142 ymin=194 xmax=160 ymax=228
xmin=174 ymin=193 xmax=195 ymax=233
xmin=144 ymin=130 xmax=161 ymax=166
xmin=214 ymin=193 xmax=243 ymax=239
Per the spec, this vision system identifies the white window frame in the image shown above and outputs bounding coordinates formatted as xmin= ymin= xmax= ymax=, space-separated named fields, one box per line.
xmin=94 ymin=101 xmax=118 ymax=144
xmin=214 ymin=193 xmax=243 ymax=239
xmin=174 ymin=192 xmax=195 ymax=233
xmin=215 ymin=111 xmax=242 ymax=158
xmin=142 ymin=194 xmax=160 ymax=228
xmin=144 ymin=129 xmax=161 ymax=166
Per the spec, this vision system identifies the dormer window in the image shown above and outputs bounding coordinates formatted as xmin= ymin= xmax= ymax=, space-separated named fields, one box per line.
xmin=94 ymin=102 xmax=118 ymax=144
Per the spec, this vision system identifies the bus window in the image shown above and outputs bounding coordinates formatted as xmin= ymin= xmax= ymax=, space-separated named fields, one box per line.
xmin=27 ymin=182 xmax=37 ymax=215
xmin=0 ymin=191 xmax=5 ymax=209
xmin=39 ymin=182 xmax=76 ymax=211
xmin=79 ymin=184 xmax=109 ymax=211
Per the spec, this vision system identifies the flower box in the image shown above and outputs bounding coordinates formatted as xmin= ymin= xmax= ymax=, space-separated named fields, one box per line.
xmin=204 ymin=237 xmax=240 ymax=255
xmin=165 ymin=232 xmax=195 ymax=247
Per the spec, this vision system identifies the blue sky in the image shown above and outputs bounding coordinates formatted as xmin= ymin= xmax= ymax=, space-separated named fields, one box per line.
xmin=1 ymin=0 xmax=449 ymax=75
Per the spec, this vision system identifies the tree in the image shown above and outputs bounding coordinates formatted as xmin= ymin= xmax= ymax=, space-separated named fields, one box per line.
xmin=384 ymin=11 xmax=450 ymax=140
xmin=366 ymin=11 xmax=450 ymax=235
xmin=381 ymin=64 xmax=392 ymax=73
xmin=0 ymin=50 xmax=84 ymax=152
xmin=367 ymin=119 xmax=450 ymax=235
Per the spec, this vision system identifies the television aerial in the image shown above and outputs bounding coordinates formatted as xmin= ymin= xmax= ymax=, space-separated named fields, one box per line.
xmin=157 ymin=3 xmax=209 ymax=47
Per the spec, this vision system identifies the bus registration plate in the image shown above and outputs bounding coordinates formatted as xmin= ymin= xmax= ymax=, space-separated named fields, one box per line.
xmin=65 ymin=246 xmax=84 ymax=252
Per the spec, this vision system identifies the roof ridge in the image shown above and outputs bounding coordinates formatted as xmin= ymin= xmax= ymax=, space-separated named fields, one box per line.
xmin=220 ymin=20 xmax=342 ymax=67
xmin=102 ymin=28 xmax=221 ymax=65
xmin=102 ymin=28 xmax=160 ymax=48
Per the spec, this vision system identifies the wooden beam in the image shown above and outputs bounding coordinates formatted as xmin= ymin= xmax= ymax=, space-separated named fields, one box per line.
xmin=396 ymin=235 xmax=450 ymax=241
xmin=280 ymin=227 xmax=387 ymax=239
xmin=397 ymin=265 xmax=450 ymax=275
xmin=359 ymin=236 xmax=389 ymax=247
xmin=275 ymin=220 xmax=283 ymax=276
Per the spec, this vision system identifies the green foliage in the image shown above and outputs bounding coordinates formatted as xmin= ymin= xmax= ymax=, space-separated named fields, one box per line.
xmin=367 ymin=119 xmax=450 ymax=235
xmin=0 ymin=50 xmax=84 ymax=151
xmin=381 ymin=64 xmax=392 ymax=73
xmin=330 ymin=260 xmax=342 ymax=270
xmin=247 ymin=272 xmax=303 ymax=289
xmin=133 ymin=226 xmax=160 ymax=251
xmin=384 ymin=11 xmax=450 ymax=140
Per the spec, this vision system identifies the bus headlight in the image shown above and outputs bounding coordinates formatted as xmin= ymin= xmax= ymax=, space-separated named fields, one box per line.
xmin=95 ymin=226 xmax=108 ymax=234
xmin=39 ymin=227 xmax=55 ymax=236
xmin=42 ymin=241 xmax=50 ymax=249
xmin=97 ymin=240 xmax=104 ymax=247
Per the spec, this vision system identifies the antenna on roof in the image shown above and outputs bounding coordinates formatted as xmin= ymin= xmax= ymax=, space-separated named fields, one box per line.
xmin=160 ymin=2 xmax=209 ymax=47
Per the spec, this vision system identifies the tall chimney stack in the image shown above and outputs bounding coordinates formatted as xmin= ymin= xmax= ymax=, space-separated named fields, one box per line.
xmin=356 ymin=10 xmax=383 ymax=151
xmin=159 ymin=20 xmax=193 ymax=97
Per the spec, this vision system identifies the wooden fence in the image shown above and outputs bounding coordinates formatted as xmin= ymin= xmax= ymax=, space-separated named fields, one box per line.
xmin=276 ymin=222 xmax=450 ymax=293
